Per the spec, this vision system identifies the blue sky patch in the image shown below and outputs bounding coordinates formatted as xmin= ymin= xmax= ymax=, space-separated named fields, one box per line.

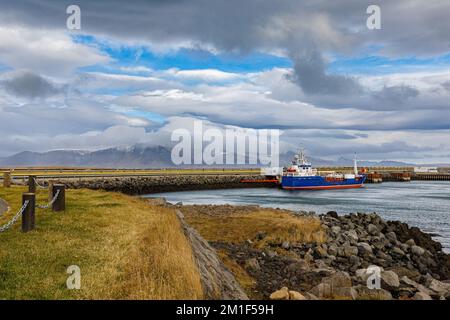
xmin=72 ymin=34 xmax=450 ymax=78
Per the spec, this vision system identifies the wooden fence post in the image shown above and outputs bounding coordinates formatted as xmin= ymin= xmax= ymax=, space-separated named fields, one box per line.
xmin=52 ymin=184 xmax=65 ymax=212
xmin=3 ymin=171 xmax=11 ymax=188
xmin=22 ymin=193 xmax=35 ymax=232
xmin=28 ymin=175 xmax=36 ymax=193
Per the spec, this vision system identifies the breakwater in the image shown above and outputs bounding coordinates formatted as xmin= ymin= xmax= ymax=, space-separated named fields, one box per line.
xmin=48 ymin=175 xmax=269 ymax=195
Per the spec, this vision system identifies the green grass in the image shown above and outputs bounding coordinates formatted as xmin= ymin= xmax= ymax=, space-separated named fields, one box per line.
xmin=0 ymin=186 xmax=203 ymax=300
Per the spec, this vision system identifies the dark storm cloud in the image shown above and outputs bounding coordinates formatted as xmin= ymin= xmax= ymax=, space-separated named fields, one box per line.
xmin=2 ymin=1 xmax=450 ymax=61
xmin=2 ymin=0 xmax=448 ymax=111
xmin=372 ymin=85 xmax=419 ymax=106
xmin=282 ymin=129 xmax=368 ymax=140
xmin=1 ymin=71 xmax=62 ymax=99
xmin=441 ymin=81 xmax=450 ymax=92
xmin=290 ymin=50 xmax=362 ymax=95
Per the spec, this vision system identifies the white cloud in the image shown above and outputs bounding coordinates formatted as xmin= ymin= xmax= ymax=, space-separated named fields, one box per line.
xmin=118 ymin=66 xmax=153 ymax=74
xmin=0 ymin=26 xmax=109 ymax=77
xmin=162 ymin=68 xmax=244 ymax=82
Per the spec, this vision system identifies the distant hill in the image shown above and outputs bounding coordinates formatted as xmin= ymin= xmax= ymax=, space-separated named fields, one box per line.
xmin=0 ymin=145 xmax=442 ymax=168
xmin=0 ymin=145 xmax=173 ymax=168
xmin=278 ymin=152 xmax=415 ymax=168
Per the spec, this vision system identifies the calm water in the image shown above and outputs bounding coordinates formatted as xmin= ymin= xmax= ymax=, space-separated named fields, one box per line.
xmin=147 ymin=181 xmax=450 ymax=252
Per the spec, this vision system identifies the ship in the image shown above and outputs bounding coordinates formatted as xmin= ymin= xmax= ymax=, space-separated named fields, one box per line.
xmin=281 ymin=150 xmax=367 ymax=190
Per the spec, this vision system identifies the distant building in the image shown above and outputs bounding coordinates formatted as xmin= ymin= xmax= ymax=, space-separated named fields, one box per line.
xmin=414 ymin=166 xmax=438 ymax=173
xmin=261 ymin=167 xmax=283 ymax=176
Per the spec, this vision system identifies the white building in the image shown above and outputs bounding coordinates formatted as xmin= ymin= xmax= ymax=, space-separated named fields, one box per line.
xmin=261 ymin=167 xmax=283 ymax=176
xmin=414 ymin=166 xmax=438 ymax=173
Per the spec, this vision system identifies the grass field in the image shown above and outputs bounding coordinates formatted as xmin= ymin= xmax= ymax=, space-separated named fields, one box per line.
xmin=185 ymin=209 xmax=326 ymax=247
xmin=0 ymin=186 xmax=203 ymax=299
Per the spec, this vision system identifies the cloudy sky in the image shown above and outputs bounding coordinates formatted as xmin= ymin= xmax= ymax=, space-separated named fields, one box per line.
xmin=1 ymin=0 xmax=450 ymax=163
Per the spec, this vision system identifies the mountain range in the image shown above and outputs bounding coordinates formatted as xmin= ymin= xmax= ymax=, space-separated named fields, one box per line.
xmin=0 ymin=145 xmax=440 ymax=168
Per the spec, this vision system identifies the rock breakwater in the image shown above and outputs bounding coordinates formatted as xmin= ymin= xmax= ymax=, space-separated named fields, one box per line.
xmin=52 ymin=174 xmax=267 ymax=194
xmin=176 ymin=204 xmax=450 ymax=300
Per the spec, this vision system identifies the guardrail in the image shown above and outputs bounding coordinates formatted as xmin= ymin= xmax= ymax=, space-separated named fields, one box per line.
xmin=0 ymin=176 xmax=65 ymax=233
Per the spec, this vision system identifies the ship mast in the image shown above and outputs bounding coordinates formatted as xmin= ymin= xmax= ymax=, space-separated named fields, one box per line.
xmin=299 ymin=149 xmax=308 ymax=165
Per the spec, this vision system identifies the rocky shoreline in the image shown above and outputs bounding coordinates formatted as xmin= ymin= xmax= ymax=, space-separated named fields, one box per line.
xmin=46 ymin=175 xmax=270 ymax=194
xmin=174 ymin=203 xmax=450 ymax=300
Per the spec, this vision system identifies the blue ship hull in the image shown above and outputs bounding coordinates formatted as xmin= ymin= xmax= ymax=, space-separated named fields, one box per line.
xmin=282 ymin=175 xmax=367 ymax=190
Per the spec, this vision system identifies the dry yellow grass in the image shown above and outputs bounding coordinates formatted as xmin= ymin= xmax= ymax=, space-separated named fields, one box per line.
xmin=184 ymin=208 xmax=326 ymax=248
xmin=183 ymin=206 xmax=326 ymax=298
xmin=0 ymin=186 xmax=203 ymax=299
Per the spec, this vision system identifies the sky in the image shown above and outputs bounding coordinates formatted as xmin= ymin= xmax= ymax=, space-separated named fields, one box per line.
xmin=0 ymin=0 xmax=450 ymax=163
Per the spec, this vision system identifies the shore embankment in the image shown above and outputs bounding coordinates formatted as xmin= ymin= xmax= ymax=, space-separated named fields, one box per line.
xmin=44 ymin=175 xmax=270 ymax=194
xmin=173 ymin=203 xmax=450 ymax=300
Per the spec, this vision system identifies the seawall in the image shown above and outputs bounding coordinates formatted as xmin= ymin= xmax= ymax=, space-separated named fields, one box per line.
xmin=48 ymin=174 xmax=271 ymax=195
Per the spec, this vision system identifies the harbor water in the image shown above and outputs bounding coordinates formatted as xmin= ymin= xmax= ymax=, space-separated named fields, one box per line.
xmin=147 ymin=181 xmax=450 ymax=252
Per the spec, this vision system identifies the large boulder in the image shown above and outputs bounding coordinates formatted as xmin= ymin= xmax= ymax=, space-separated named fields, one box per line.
xmin=381 ymin=270 xmax=400 ymax=290
xmin=333 ymin=287 xmax=358 ymax=300
xmin=368 ymin=224 xmax=379 ymax=236
xmin=326 ymin=211 xmax=339 ymax=219
xmin=324 ymin=271 xmax=353 ymax=288
xmin=391 ymin=246 xmax=405 ymax=256
xmin=327 ymin=243 xmax=338 ymax=256
xmin=343 ymin=245 xmax=359 ymax=257
xmin=310 ymin=271 xmax=353 ymax=299
xmin=428 ymin=279 xmax=450 ymax=296
xmin=386 ymin=231 xmax=397 ymax=243
xmin=411 ymin=245 xmax=425 ymax=256
xmin=357 ymin=242 xmax=373 ymax=255
xmin=400 ymin=276 xmax=433 ymax=295
xmin=289 ymin=290 xmax=307 ymax=300
xmin=345 ymin=230 xmax=359 ymax=242
xmin=353 ymin=285 xmax=393 ymax=300
xmin=413 ymin=292 xmax=433 ymax=300
xmin=331 ymin=226 xmax=341 ymax=235
xmin=303 ymin=292 xmax=319 ymax=300
xmin=387 ymin=267 xmax=420 ymax=281
xmin=309 ymin=282 xmax=332 ymax=299
xmin=269 ymin=287 xmax=290 ymax=300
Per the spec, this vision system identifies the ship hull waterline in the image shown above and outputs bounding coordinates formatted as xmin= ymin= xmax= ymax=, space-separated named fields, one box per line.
xmin=281 ymin=175 xmax=367 ymax=190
